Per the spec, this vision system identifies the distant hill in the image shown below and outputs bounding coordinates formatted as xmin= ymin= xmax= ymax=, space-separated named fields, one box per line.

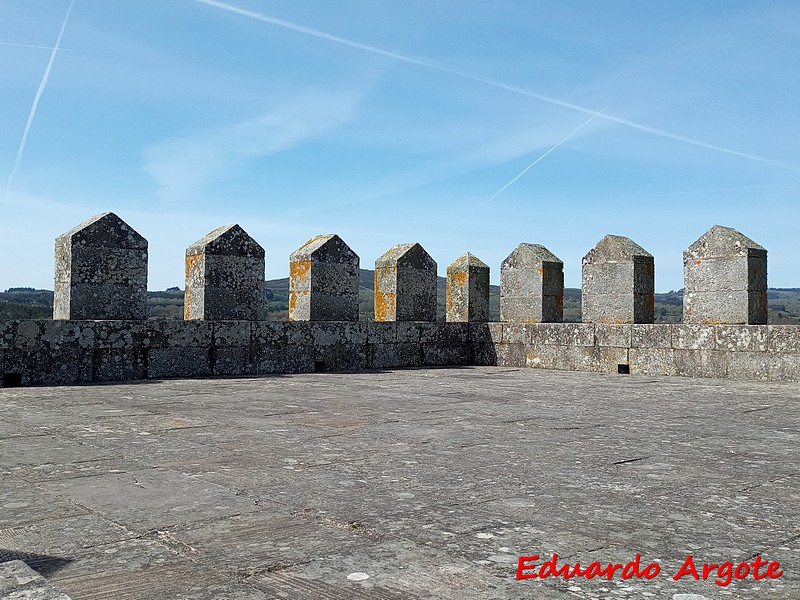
xmin=3 ymin=276 xmax=799 ymax=324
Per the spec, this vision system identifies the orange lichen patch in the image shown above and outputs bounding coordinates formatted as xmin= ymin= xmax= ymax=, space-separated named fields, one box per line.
xmin=288 ymin=290 xmax=309 ymax=320
xmin=537 ymin=267 xmax=544 ymax=275
xmin=453 ymin=271 xmax=467 ymax=286
xmin=694 ymin=260 xmax=702 ymax=265
xmin=374 ymin=291 xmax=395 ymax=322
xmin=185 ymin=253 xmax=202 ymax=280
xmin=290 ymin=259 xmax=311 ymax=284
xmin=184 ymin=289 xmax=192 ymax=320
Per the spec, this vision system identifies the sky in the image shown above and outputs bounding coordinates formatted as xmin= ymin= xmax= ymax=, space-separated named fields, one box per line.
xmin=1 ymin=0 xmax=799 ymax=292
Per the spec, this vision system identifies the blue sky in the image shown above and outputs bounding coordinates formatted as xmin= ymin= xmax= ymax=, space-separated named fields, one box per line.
xmin=1 ymin=0 xmax=799 ymax=292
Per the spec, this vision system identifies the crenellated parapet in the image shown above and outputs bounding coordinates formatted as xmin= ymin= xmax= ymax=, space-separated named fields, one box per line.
xmin=288 ymin=234 xmax=360 ymax=322
xmin=53 ymin=212 xmax=148 ymax=320
xmin=374 ymin=243 xmax=437 ymax=322
xmin=582 ymin=235 xmax=654 ymax=324
xmin=5 ymin=215 xmax=795 ymax=387
xmin=683 ymin=225 xmax=767 ymax=324
xmin=500 ymin=243 xmax=564 ymax=323
xmin=446 ymin=253 xmax=490 ymax=322
xmin=185 ymin=224 xmax=266 ymax=321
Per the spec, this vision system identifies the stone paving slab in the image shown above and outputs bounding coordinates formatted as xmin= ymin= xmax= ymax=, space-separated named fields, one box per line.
xmin=0 ymin=367 xmax=798 ymax=599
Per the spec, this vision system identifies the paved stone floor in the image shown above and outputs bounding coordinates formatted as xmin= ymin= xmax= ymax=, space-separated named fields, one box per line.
xmin=0 ymin=367 xmax=798 ymax=600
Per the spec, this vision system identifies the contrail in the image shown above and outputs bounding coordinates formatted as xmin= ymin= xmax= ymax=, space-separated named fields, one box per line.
xmin=4 ymin=0 xmax=75 ymax=206
xmin=194 ymin=0 xmax=797 ymax=172
xmin=0 ymin=41 xmax=71 ymax=51
xmin=440 ymin=108 xmax=607 ymax=240
xmin=485 ymin=107 xmax=607 ymax=204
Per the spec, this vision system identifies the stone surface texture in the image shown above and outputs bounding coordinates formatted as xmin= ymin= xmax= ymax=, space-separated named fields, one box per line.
xmin=3 ymin=320 xmax=800 ymax=385
xmin=446 ymin=253 xmax=489 ymax=322
xmin=0 ymin=560 xmax=72 ymax=599
xmin=53 ymin=213 xmax=147 ymax=321
xmin=374 ymin=243 xmax=437 ymax=322
xmin=184 ymin=224 xmax=266 ymax=321
xmin=289 ymin=235 xmax=359 ymax=322
xmin=582 ymin=235 xmax=654 ymax=324
xmin=0 ymin=369 xmax=797 ymax=599
xmin=500 ymin=243 xmax=563 ymax=323
xmin=683 ymin=224 xmax=768 ymax=324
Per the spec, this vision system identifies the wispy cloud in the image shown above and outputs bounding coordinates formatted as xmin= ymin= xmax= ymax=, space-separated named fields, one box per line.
xmin=194 ymin=0 xmax=798 ymax=172
xmin=143 ymin=88 xmax=364 ymax=201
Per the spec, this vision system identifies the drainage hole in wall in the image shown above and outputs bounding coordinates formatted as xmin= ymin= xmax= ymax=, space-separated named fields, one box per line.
xmin=2 ymin=373 xmax=23 ymax=387
xmin=314 ymin=361 xmax=327 ymax=373
xmin=617 ymin=364 xmax=630 ymax=375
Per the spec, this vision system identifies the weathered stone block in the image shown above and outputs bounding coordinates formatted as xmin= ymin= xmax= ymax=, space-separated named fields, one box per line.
xmin=93 ymin=348 xmax=146 ymax=381
xmin=673 ymin=349 xmax=729 ymax=378
xmin=419 ymin=322 xmax=469 ymax=343
xmin=767 ymin=353 xmax=800 ymax=382
xmin=247 ymin=322 xmax=286 ymax=374
xmin=594 ymin=324 xmax=632 ymax=348
xmin=500 ymin=243 xmax=563 ymax=323
xmin=285 ymin=344 xmax=315 ymax=373
xmin=374 ymin=243 xmax=437 ymax=322
xmin=213 ymin=346 xmax=248 ymax=375
xmin=503 ymin=323 xmax=531 ymax=344
xmin=89 ymin=320 xmax=149 ymax=350
xmin=672 ymin=324 xmax=716 ymax=350
xmin=370 ymin=343 xmax=422 ymax=369
xmin=211 ymin=321 xmax=251 ymax=347
xmin=288 ymin=322 xmax=368 ymax=347
xmin=629 ymin=348 xmax=675 ymax=376
xmin=683 ymin=225 xmax=767 ymax=324
xmin=728 ymin=352 xmax=769 ymax=381
xmin=315 ymin=342 xmax=369 ymax=371
xmin=156 ymin=321 xmax=214 ymax=348
xmin=528 ymin=323 xmax=595 ymax=346
xmin=472 ymin=343 xmax=498 ymax=366
xmin=446 ymin=253 xmax=489 ymax=322
xmin=53 ymin=212 xmax=148 ymax=320
xmin=715 ymin=325 xmax=768 ymax=352
xmin=148 ymin=347 xmax=212 ymax=378
xmin=767 ymin=325 xmax=800 ymax=353
xmin=185 ymin=225 xmax=265 ymax=321
xmin=495 ymin=343 xmax=527 ymax=367
xmin=289 ymin=234 xmax=359 ymax=321
xmin=423 ymin=342 xmax=471 ymax=366
xmin=22 ymin=349 xmax=93 ymax=385
xmin=469 ymin=322 xmax=503 ymax=344
xmin=582 ymin=235 xmax=654 ymax=324
xmin=367 ymin=322 xmax=396 ymax=344
xmin=631 ymin=324 xmax=672 ymax=349
xmin=396 ymin=322 xmax=422 ymax=343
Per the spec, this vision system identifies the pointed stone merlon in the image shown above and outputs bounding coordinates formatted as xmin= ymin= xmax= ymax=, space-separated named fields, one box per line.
xmin=53 ymin=212 xmax=148 ymax=320
xmin=184 ymin=224 xmax=266 ymax=321
xmin=500 ymin=243 xmax=563 ymax=323
xmin=582 ymin=235 xmax=654 ymax=324
xmin=289 ymin=234 xmax=360 ymax=321
xmin=374 ymin=243 xmax=437 ymax=322
xmin=446 ymin=253 xmax=489 ymax=322
xmin=683 ymin=225 xmax=767 ymax=324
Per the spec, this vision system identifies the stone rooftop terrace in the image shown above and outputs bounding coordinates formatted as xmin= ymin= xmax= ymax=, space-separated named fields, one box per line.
xmin=0 ymin=368 xmax=798 ymax=599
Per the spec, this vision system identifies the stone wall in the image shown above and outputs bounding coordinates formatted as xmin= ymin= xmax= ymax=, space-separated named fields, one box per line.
xmin=3 ymin=320 xmax=800 ymax=386
xmin=2 ymin=214 xmax=796 ymax=387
